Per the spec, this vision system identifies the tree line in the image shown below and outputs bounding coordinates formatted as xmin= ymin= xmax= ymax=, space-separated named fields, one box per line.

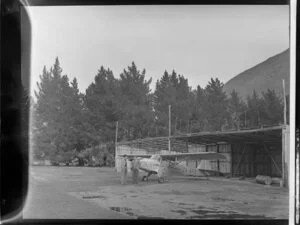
xmin=26 ymin=57 xmax=288 ymax=165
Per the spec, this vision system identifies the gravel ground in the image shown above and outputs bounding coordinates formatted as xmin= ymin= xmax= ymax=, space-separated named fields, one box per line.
xmin=23 ymin=166 xmax=289 ymax=219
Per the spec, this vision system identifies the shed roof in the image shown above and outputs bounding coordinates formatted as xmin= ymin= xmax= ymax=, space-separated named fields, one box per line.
xmin=171 ymin=125 xmax=284 ymax=145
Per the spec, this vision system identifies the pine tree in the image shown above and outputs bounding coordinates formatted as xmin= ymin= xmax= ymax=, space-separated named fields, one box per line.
xmin=85 ymin=66 xmax=121 ymax=142
xmin=260 ymin=89 xmax=284 ymax=125
xmin=246 ymin=90 xmax=264 ymax=128
xmin=119 ymin=62 xmax=154 ymax=139
xmin=33 ymin=58 xmax=87 ymax=163
xmin=228 ymin=90 xmax=247 ymax=130
xmin=174 ymin=74 xmax=192 ymax=133
xmin=203 ymin=78 xmax=229 ymax=131
xmin=153 ymin=70 xmax=192 ymax=135
xmin=190 ymin=85 xmax=206 ymax=132
xmin=33 ymin=64 xmax=56 ymax=160
xmin=153 ymin=71 xmax=175 ymax=135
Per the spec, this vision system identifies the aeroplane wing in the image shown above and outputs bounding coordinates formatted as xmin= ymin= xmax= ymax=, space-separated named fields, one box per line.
xmin=118 ymin=152 xmax=226 ymax=161
xmin=160 ymin=152 xmax=226 ymax=161
xmin=118 ymin=154 xmax=152 ymax=160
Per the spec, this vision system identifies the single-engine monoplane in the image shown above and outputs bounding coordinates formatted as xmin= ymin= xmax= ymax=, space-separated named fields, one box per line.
xmin=119 ymin=152 xmax=226 ymax=183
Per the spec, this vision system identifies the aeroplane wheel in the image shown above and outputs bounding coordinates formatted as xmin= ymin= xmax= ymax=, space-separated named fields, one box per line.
xmin=142 ymin=176 xmax=148 ymax=182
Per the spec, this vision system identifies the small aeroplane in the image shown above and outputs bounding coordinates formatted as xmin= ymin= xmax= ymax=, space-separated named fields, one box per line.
xmin=119 ymin=152 xmax=226 ymax=183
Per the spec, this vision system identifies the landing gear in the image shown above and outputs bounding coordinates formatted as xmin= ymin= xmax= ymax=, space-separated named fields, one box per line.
xmin=142 ymin=176 xmax=148 ymax=182
xmin=142 ymin=172 xmax=155 ymax=182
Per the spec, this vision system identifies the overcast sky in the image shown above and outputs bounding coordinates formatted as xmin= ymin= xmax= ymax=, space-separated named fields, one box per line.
xmin=25 ymin=5 xmax=289 ymax=96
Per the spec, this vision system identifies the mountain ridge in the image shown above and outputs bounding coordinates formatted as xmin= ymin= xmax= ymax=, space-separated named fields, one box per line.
xmin=223 ymin=49 xmax=290 ymax=100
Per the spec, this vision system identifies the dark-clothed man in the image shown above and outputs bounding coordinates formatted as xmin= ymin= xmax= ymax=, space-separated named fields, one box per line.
xmin=120 ymin=155 xmax=128 ymax=185
xmin=131 ymin=157 xmax=141 ymax=184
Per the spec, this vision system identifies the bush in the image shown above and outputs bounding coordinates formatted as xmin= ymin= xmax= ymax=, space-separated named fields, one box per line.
xmin=48 ymin=149 xmax=77 ymax=165
xmin=77 ymin=144 xmax=115 ymax=167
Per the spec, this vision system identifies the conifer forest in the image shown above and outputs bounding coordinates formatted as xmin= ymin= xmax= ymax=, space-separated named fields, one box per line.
xmin=23 ymin=58 xmax=289 ymax=165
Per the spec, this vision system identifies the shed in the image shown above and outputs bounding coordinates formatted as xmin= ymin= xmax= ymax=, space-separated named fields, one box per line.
xmin=171 ymin=125 xmax=289 ymax=187
xmin=115 ymin=125 xmax=289 ymax=187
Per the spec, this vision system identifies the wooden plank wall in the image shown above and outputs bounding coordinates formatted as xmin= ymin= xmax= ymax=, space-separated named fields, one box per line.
xmin=171 ymin=139 xmax=189 ymax=153
xmin=218 ymin=144 xmax=232 ymax=175
xmin=266 ymin=143 xmax=282 ymax=177
xmin=254 ymin=144 xmax=271 ymax=176
xmin=187 ymin=144 xmax=206 ymax=169
xmin=232 ymin=144 xmax=255 ymax=177
xmin=127 ymin=139 xmax=188 ymax=153
xmin=187 ymin=143 xmax=231 ymax=175
xmin=209 ymin=144 xmax=231 ymax=175
xmin=231 ymin=143 xmax=282 ymax=177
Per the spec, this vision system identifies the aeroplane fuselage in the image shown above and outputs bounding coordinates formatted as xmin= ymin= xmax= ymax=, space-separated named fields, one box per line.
xmin=137 ymin=154 xmax=188 ymax=182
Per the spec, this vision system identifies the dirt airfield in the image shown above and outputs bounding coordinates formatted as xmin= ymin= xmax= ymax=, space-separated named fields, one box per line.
xmin=24 ymin=166 xmax=289 ymax=219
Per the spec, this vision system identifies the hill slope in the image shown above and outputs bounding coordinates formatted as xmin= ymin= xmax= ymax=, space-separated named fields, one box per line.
xmin=223 ymin=49 xmax=289 ymax=100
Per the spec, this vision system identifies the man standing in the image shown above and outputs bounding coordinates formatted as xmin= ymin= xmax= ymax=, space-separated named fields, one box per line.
xmin=120 ymin=155 xmax=128 ymax=185
xmin=131 ymin=157 xmax=140 ymax=184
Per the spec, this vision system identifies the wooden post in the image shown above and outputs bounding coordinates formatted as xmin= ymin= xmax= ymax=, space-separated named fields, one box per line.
xmin=186 ymin=141 xmax=188 ymax=166
xmin=195 ymin=144 xmax=198 ymax=168
xmin=296 ymin=133 xmax=299 ymax=223
xmin=231 ymin=144 xmax=234 ymax=177
xmin=281 ymin=126 xmax=289 ymax=187
xmin=282 ymin=79 xmax=287 ymax=126
xmin=115 ymin=121 xmax=118 ymax=145
xmin=168 ymin=105 xmax=171 ymax=152
xmin=253 ymin=146 xmax=256 ymax=176
xmin=281 ymin=82 xmax=288 ymax=186
xmin=175 ymin=116 xmax=178 ymax=133
xmin=281 ymin=127 xmax=285 ymax=187
xmin=217 ymin=144 xmax=220 ymax=173
xmin=257 ymin=110 xmax=260 ymax=126
xmin=115 ymin=121 xmax=118 ymax=171
xmin=244 ymin=111 xmax=247 ymax=127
